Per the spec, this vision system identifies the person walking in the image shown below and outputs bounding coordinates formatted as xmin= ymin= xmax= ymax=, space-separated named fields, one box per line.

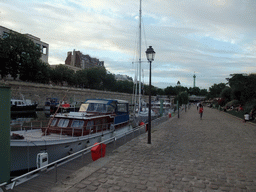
xmin=197 ymin=102 xmax=199 ymax=110
xmin=199 ymin=103 xmax=204 ymax=120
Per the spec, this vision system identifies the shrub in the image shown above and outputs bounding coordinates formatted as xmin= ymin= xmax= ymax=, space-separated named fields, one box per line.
xmin=244 ymin=99 xmax=256 ymax=114
xmin=224 ymin=100 xmax=240 ymax=107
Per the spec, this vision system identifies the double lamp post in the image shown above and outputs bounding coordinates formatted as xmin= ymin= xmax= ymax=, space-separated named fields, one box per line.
xmin=145 ymin=46 xmax=155 ymax=144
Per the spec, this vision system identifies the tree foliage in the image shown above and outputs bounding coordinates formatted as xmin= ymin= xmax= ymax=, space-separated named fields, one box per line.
xmin=227 ymin=74 xmax=256 ymax=104
xmin=174 ymin=91 xmax=189 ymax=105
xmin=208 ymin=83 xmax=227 ymax=99
xmin=0 ymin=31 xmax=52 ymax=83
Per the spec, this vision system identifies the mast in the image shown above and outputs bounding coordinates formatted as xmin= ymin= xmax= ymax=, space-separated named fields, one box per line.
xmin=138 ymin=0 xmax=142 ymax=112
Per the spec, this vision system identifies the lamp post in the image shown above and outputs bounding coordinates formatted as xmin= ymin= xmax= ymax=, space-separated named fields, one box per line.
xmin=145 ymin=46 xmax=155 ymax=144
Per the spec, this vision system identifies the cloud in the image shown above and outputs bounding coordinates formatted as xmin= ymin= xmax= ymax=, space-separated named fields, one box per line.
xmin=1 ymin=0 xmax=256 ymax=90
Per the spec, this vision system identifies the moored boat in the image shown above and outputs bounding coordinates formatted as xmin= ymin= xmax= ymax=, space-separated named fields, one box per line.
xmin=11 ymin=98 xmax=38 ymax=114
xmin=44 ymin=97 xmax=59 ymax=113
xmin=10 ymin=99 xmax=132 ymax=173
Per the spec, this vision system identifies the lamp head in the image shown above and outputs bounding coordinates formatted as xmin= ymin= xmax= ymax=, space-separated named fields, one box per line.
xmin=146 ymin=46 xmax=155 ymax=62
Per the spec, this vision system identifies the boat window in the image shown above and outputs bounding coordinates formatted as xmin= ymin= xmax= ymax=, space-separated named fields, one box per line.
xmin=95 ymin=119 xmax=101 ymax=131
xmin=58 ymin=119 xmax=69 ymax=127
xmin=117 ymin=103 xmax=128 ymax=113
xmin=106 ymin=105 xmax=115 ymax=113
xmin=79 ymin=103 xmax=89 ymax=112
xmin=71 ymin=120 xmax=84 ymax=128
xmin=50 ymin=118 xmax=57 ymax=126
xmin=86 ymin=121 xmax=94 ymax=130
xmin=87 ymin=103 xmax=107 ymax=113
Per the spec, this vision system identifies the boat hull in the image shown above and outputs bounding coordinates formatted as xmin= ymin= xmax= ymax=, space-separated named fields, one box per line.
xmin=11 ymin=104 xmax=38 ymax=114
xmin=10 ymin=125 xmax=132 ymax=172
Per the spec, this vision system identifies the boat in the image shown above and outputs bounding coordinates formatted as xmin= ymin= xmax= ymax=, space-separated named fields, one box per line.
xmin=11 ymin=98 xmax=38 ymax=114
xmin=44 ymin=97 xmax=59 ymax=113
xmin=10 ymin=99 xmax=132 ymax=172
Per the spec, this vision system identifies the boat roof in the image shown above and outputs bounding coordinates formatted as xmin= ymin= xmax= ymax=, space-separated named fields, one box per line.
xmin=85 ymin=99 xmax=128 ymax=104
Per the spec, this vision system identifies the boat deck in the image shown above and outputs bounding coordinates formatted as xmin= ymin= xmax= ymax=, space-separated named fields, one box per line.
xmin=11 ymin=129 xmax=73 ymax=142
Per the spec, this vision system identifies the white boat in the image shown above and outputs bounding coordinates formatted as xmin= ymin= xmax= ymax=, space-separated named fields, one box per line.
xmin=10 ymin=99 xmax=132 ymax=172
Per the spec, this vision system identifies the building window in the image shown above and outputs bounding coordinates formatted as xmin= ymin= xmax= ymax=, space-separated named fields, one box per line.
xmin=2 ymin=31 xmax=9 ymax=39
xmin=42 ymin=46 xmax=47 ymax=55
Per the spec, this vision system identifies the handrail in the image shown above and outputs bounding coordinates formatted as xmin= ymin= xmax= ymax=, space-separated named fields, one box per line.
xmin=10 ymin=123 xmax=147 ymax=184
xmin=7 ymin=114 xmax=174 ymax=189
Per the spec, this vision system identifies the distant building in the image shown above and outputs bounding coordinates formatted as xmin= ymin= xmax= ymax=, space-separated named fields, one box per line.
xmin=115 ymin=74 xmax=133 ymax=82
xmin=0 ymin=25 xmax=49 ymax=63
xmin=65 ymin=49 xmax=104 ymax=70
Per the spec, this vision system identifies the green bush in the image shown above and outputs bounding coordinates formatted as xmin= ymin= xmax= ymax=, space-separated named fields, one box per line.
xmin=224 ymin=100 xmax=240 ymax=107
xmin=244 ymin=99 xmax=256 ymax=114
xmin=225 ymin=110 xmax=245 ymax=119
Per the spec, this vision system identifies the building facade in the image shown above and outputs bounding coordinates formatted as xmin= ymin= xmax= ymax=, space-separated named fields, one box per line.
xmin=0 ymin=25 xmax=49 ymax=63
xmin=65 ymin=49 xmax=104 ymax=70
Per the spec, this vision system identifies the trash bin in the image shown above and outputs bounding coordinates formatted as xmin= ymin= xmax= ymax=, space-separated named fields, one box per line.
xmin=91 ymin=143 xmax=106 ymax=161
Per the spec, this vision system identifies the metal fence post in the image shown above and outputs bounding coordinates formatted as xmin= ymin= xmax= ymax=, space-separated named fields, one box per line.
xmin=55 ymin=163 xmax=58 ymax=183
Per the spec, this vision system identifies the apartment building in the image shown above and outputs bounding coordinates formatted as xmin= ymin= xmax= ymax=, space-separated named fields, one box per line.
xmin=65 ymin=49 xmax=104 ymax=70
xmin=0 ymin=25 xmax=49 ymax=63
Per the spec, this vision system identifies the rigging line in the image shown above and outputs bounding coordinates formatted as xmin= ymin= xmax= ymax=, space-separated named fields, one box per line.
xmin=141 ymin=17 xmax=148 ymax=54
xmin=43 ymin=89 xmax=69 ymax=136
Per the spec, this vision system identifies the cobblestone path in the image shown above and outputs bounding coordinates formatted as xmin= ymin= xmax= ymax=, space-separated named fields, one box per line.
xmin=52 ymin=106 xmax=256 ymax=192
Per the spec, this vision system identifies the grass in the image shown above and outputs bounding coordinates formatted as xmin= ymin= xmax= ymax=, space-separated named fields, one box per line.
xmin=225 ymin=110 xmax=245 ymax=119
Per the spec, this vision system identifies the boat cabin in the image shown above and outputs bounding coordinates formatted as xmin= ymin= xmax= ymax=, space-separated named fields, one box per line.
xmin=42 ymin=99 xmax=130 ymax=136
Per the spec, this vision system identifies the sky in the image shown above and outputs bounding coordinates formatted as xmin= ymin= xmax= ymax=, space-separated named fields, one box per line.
xmin=1 ymin=0 xmax=256 ymax=90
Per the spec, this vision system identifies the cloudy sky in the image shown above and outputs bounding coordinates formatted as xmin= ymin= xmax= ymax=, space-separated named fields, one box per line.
xmin=1 ymin=0 xmax=256 ymax=90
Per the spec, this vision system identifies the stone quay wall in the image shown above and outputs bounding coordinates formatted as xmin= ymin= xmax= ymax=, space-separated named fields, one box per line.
xmin=1 ymin=80 xmax=150 ymax=109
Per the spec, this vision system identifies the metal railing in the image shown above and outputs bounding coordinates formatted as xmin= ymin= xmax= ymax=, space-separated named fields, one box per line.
xmin=3 ymin=114 xmax=177 ymax=190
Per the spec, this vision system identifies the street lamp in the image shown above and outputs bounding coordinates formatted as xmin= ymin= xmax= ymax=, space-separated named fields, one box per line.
xmin=145 ymin=46 xmax=155 ymax=144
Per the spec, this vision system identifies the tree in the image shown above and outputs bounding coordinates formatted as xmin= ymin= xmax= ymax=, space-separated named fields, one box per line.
xmin=75 ymin=69 xmax=88 ymax=88
xmin=0 ymin=38 xmax=10 ymax=78
xmin=220 ymin=87 xmax=232 ymax=102
xmin=50 ymin=65 xmax=74 ymax=86
xmin=208 ymin=83 xmax=227 ymax=99
xmin=33 ymin=61 xmax=51 ymax=84
xmin=188 ymin=87 xmax=200 ymax=95
xmin=103 ymin=72 xmax=116 ymax=91
xmin=0 ymin=32 xmax=42 ymax=80
xmin=115 ymin=80 xmax=133 ymax=93
xmin=86 ymin=67 xmax=107 ymax=89
xmin=156 ymin=88 xmax=165 ymax=95
xmin=174 ymin=91 xmax=189 ymax=105
xmin=164 ymin=85 xmax=176 ymax=96
xmin=227 ymin=74 xmax=256 ymax=103
xmin=199 ymin=89 xmax=208 ymax=96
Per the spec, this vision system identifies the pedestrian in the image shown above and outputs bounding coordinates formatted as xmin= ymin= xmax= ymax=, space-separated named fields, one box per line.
xmin=199 ymin=103 xmax=203 ymax=120
xmin=197 ymin=102 xmax=199 ymax=110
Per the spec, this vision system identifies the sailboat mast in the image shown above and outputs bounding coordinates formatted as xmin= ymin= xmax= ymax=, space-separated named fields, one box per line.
xmin=138 ymin=0 xmax=142 ymax=112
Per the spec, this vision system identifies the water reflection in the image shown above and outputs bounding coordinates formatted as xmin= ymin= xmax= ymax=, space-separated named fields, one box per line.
xmin=10 ymin=111 xmax=50 ymax=129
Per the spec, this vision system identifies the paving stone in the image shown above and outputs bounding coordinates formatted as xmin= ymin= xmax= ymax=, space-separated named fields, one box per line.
xmin=85 ymin=185 xmax=98 ymax=191
xmin=209 ymin=184 xmax=219 ymax=190
xmin=75 ymin=183 xmax=87 ymax=189
xmin=193 ymin=183 xmax=206 ymax=189
xmin=136 ymin=184 xmax=147 ymax=190
xmin=220 ymin=187 xmax=231 ymax=191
